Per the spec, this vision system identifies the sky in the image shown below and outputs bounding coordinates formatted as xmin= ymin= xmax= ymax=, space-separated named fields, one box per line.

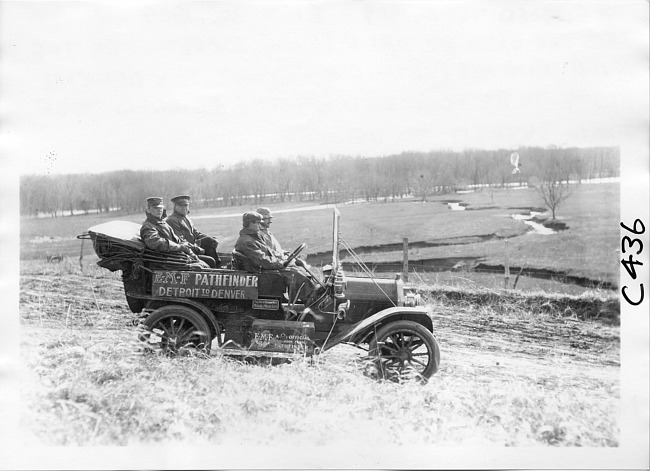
xmin=0 ymin=1 xmax=648 ymax=176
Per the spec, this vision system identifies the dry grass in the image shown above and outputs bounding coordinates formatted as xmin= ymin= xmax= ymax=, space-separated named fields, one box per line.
xmin=408 ymin=270 xmax=615 ymax=295
xmin=17 ymin=261 xmax=620 ymax=448
xmin=416 ymin=284 xmax=619 ymax=325
xmin=19 ymin=326 xmax=619 ymax=447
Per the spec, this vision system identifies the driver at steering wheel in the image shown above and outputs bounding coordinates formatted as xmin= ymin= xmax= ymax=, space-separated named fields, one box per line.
xmin=257 ymin=207 xmax=311 ymax=270
xmin=256 ymin=207 xmax=286 ymax=257
xmin=234 ymin=212 xmax=316 ymax=303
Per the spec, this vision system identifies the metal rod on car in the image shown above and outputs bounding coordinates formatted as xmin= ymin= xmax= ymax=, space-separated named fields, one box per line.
xmin=504 ymin=240 xmax=510 ymax=289
xmin=332 ymin=209 xmax=341 ymax=271
xmin=79 ymin=232 xmax=85 ymax=271
xmin=402 ymin=238 xmax=409 ymax=282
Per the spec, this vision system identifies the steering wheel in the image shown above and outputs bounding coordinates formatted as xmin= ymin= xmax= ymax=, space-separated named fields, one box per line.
xmin=283 ymin=243 xmax=306 ymax=267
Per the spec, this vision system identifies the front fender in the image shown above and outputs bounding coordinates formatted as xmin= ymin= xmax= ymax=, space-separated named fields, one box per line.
xmin=321 ymin=306 xmax=432 ymax=351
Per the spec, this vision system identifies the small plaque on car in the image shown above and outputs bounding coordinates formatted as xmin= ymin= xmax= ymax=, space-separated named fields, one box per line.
xmin=252 ymin=299 xmax=279 ymax=310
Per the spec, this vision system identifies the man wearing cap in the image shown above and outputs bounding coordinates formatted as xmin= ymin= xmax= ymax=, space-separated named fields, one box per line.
xmin=235 ymin=212 xmax=315 ymax=302
xmin=257 ymin=207 xmax=309 ymax=269
xmin=166 ymin=195 xmax=221 ymax=267
xmin=256 ymin=207 xmax=286 ymax=258
xmin=140 ymin=197 xmax=212 ymax=268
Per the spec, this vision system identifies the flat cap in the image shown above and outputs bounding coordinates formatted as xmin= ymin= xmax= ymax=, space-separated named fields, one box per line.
xmin=146 ymin=197 xmax=164 ymax=208
xmin=171 ymin=195 xmax=191 ymax=204
xmin=242 ymin=211 xmax=263 ymax=226
xmin=256 ymin=207 xmax=272 ymax=218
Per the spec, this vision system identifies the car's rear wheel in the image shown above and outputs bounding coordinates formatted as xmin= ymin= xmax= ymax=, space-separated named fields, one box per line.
xmin=141 ymin=305 xmax=211 ymax=355
xmin=368 ymin=320 xmax=440 ymax=383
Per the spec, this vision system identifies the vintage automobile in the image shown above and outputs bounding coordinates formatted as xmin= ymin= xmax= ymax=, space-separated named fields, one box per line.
xmin=80 ymin=210 xmax=440 ymax=382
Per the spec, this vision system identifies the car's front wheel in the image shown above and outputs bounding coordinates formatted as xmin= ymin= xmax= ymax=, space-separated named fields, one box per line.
xmin=368 ymin=320 xmax=440 ymax=383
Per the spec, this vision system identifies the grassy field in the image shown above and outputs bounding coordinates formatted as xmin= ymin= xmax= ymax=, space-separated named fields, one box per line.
xmin=20 ymin=182 xmax=620 ymax=294
xmin=12 ymin=182 xmax=624 ymax=463
xmin=17 ymin=261 xmax=619 ymax=451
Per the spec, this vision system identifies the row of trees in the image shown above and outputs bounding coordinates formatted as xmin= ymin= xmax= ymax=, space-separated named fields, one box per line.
xmin=20 ymin=146 xmax=619 ymax=217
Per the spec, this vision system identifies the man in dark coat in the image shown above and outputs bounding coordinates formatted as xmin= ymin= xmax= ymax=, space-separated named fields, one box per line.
xmin=140 ymin=197 xmax=212 ymax=268
xmin=165 ymin=195 xmax=220 ymax=267
xmin=256 ymin=207 xmax=285 ymax=258
xmin=234 ymin=211 xmax=316 ymax=303
xmin=257 ymin=206 xmax=310 ymax=269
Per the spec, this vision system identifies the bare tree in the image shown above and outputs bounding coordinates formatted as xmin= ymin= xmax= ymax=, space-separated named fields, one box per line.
xmin=465 ymin=149 xmax=483 ymax=187
xmin=20 ymin=175 xmax=40 ymax=216
xmin=33 ymin=176 xmax=61 ymax=217
xmin=19 ymin=146 xmax=620 ymax=217
xmin=60 ymin=174 xmax=79 ymax=216
xmin=272 ymin=158 xmax=295 ymax=202
xmin=482 ymin=151 xmax=503 ymax=203
xmin=534 ymin=149 xmax=574 ymax=219
xmin=535 ymin=179 xmax=572 ymax=219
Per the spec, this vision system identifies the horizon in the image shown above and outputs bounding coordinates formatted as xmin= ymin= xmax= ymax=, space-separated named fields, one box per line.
xmin=17 ymin=143 xmax=622 ymax=178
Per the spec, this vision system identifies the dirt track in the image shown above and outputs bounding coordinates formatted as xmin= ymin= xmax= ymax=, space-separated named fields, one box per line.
xmin=19 ymin=269 xmax=620 ymax=378
xmin=16 ymin=266 xmax=621 ymax=449
xmin=430 ymin=307 xmax=619 ymax=394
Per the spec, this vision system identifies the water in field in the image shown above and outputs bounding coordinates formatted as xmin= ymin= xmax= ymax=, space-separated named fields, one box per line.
xmin=511 ymin=211 xmax=556 ymax=235
xmin=447 ymin=202 xmax=466 ymax=211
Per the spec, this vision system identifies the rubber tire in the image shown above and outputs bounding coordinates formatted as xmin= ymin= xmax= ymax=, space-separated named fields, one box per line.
xmin=368 ymin=320 xmax=440 ymax=383
xmin=143 ymin=305 xmax=212 ymax=355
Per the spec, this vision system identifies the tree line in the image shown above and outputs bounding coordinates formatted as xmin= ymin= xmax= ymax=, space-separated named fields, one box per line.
xmin=20 ymin=146 xmax=619 ymax=217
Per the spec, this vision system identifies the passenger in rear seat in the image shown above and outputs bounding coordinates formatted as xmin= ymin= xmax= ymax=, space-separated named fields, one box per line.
xmin=166 ymin=195 xmax=221 ymax=267
xmin=140 ymin=197 xmax=214 ymax=268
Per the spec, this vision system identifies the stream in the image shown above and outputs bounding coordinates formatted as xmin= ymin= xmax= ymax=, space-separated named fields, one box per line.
xmin=511 ymin=211 xmax=556 ymax=235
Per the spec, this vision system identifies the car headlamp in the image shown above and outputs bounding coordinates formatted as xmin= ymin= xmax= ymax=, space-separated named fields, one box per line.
xmin=403 ymin=292 xmax=422 ymax=307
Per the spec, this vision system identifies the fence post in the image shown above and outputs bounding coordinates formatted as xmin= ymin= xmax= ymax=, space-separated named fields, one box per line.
xmin=402 ymin=237 xmax=409 ymax=282
xmin=504 ymin=239 xmax=510 ymax=289
xmin=79 ymin=233 xmax=85 ymax=271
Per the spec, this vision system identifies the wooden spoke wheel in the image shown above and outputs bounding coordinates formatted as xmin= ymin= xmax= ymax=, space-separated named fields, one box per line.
xmin=141 ymin=305 xmax=212 ymax=355
xmin=368 ymin=320 xmax=440 ymax=383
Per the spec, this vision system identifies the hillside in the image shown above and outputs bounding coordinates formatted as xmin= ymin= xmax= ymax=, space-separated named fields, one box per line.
xmin=16 ymin=261 xmax=619 ymax=449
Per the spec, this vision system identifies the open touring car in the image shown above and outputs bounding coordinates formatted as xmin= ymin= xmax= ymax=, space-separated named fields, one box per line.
xmin=80 ymin=210 xmax=441 ymax=382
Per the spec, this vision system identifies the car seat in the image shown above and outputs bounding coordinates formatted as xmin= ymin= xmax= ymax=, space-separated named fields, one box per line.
xmin=231 ymin=250 xmax=259 ymax=273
